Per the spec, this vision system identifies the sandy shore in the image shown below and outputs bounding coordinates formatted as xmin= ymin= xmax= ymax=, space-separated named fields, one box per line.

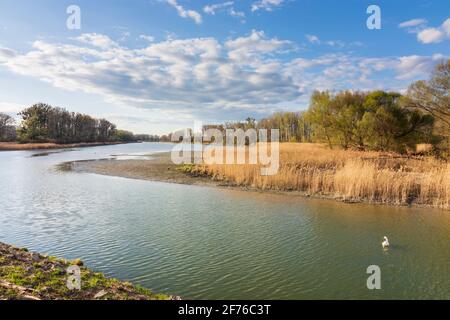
xmin=0 ymin=141 xmax=131 ymax=151
xmin=61 ymin=152 xmax=348 ymax=203
xmin=61 ymin=152 xmax=222 ymax=187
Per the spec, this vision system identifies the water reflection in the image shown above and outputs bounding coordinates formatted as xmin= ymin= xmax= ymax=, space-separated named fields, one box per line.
xmin=0 ymin=143 xmax=449 ymax=299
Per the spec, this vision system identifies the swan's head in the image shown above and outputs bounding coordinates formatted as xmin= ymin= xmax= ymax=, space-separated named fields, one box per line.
xmin=383 ymin=236 xmax=388 ymax=241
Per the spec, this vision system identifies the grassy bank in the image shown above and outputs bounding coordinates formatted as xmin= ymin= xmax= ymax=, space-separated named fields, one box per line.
xmin=187 ymin=143 xmax=449 ymax=209
xmin=0 ymin=141 xmax=132 ymax=151
xmin=0 ymin=242 xmax=172 ymax=300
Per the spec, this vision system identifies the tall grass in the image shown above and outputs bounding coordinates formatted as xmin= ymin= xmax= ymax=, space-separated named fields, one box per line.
xmin=194 ymin=143 xmax=449 ymax=209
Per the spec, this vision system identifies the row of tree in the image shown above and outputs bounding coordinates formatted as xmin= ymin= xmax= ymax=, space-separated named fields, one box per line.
xmin=1 ymin=60 xmax=447 ymax=156
xmin=14 ymin=104 xmax=119 ymax=143
xmin=210 ymin=114 xmax=313 ymax=143
xmin=194 ymin=60 xmax=448 ymax=156
xmin=114 ymin=131 xmax=162 ymax=142
xmin=0 ymin=104 xmax=165 ymax=144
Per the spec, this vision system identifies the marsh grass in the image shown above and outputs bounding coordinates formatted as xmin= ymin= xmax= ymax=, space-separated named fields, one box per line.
xmin=193 ymin=143 xmax=449 ymax=209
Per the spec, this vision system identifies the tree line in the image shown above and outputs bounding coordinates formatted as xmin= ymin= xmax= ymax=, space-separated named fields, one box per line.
xmin=1 ymin=60 xmax=447 ymax=156
xmin=0 ymin=103 xmax=164 ymax=144
xmin=16 ymin=103 xmax=118 ymax=143
xmin=207 ymin=114 xmax=312 ymax=143
xmin=196 ymin=59 xmax=448 ymax=157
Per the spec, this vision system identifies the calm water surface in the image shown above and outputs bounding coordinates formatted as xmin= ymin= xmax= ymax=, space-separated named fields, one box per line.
xmin=0 ymin=143 xmax=449 ymax=299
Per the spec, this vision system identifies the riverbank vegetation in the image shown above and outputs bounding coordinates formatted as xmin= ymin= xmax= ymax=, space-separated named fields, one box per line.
xmin=65 ymin=148 xmax=449 ymax=210
xmin=203 ymin=60 xmax=448 ymax=158
xmin=188 ymin=143 xmax=449 ymax=209
xmin=186 ymin=60 xmax=449 ymax=209
xmin=0 ymin=242 xmax=171 ymax=300
xmin=16 ymin=104 xmax=118 ymax=143
xmin=0 ymin=104 xmax=166 ymax=147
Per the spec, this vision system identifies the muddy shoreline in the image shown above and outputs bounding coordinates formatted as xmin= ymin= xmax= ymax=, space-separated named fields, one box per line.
xmin=61 ymin=152 xmax=445 ymax=210
xmin=61 ymin=152 xmax=220 ymax=186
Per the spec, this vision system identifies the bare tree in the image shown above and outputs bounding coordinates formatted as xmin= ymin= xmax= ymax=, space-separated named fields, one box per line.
xmin=405 ymin=59 xmax=449 ymax=156
xmin=406 ymin=59 xmax=449 ymax=127
xmin=0 ymin=113 xmax=16 ymax=141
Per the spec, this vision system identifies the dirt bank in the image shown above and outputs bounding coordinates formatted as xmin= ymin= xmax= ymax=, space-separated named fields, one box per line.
xmin=0 ymin=242 xmax=175 ymax=300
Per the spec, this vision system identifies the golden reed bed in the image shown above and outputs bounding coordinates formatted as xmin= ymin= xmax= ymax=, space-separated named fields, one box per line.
xmin=193 ymin=143 xmax=449 ymax=209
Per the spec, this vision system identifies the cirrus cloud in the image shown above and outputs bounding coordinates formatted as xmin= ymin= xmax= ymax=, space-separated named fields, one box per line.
xmin=399 ymin=18 xmax=427 ymax=28
xmin=251 ymin=0 xmax=284 ymax=12
xmin=204 ymin=1 xmax=234 ymax=15
xmin=165 ymin=0 xmax=202 ymax=25
xmin=203 ymin=1 xmax=246 ymax=21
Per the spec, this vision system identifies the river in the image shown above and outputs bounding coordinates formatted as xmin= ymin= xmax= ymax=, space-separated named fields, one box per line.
xmin=0 ymin=142 xmax=449 ymax=299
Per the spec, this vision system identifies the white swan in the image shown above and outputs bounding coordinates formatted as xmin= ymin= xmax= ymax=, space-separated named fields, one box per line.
xmin=382 ymin=236 xmax=390 ymax=249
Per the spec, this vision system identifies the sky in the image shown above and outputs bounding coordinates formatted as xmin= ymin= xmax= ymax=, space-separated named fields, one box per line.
xmin=0 ymin=0 xmax=449 ymax=134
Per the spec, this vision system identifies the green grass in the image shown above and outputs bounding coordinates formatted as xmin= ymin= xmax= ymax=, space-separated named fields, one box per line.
xmin=0 ymin=243 xmax=172 ymax=300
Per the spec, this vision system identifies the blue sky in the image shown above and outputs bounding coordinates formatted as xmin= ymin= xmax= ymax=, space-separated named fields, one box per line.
xmin=0 ymin=0 xmax=449 ymax=134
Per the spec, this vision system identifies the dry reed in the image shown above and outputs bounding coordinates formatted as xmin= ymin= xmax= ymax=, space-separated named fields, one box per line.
xmin=194 ymin=143 xmax=449 ymax=209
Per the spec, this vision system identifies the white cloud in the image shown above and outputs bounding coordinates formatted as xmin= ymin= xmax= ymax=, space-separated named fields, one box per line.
xmin=305 ymin=35 xmax=347 ymax=48
xmin=225 ymin=30 xmax=292 ymax=64
xmin=139 ymin=35 xmax=155 ymax=42
xmin=74 ymin=33 xmax=118 ymax=49
xmin=400 ymin=17 xmax=450 ymax=44
xmin=325 ymin=40 xmax=345 ymax=48
xmin=442 ymin=18 xmax=450 ymax=37
xmin=417 ymin=28 xmax=445 ymax=44
xmin=396 ymin=54 xmax=444 ymax=79
xmin=165 ymin=0 xmax=202 ymax=24
xmin=0 ymin=32 xmax=444 ymax=121
xmin=118 ymin=31 xmax=131 ymax=42
xmin=306 ymin=34 xmax=320 ymax=44
xmin=203 ymin=1 xmax=245 ymax=21
xmin=251 ymin=0 xmax=284 ymax=12
xmin=204 ymin=1 xmax=234 ymax=15
xmin=399 ymin=18 xmax=427 ymax=28
xmin=229 ymin=8 xmax=245 ymax=19
xmin=0 ymin=47 xmax=17 ymax=62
